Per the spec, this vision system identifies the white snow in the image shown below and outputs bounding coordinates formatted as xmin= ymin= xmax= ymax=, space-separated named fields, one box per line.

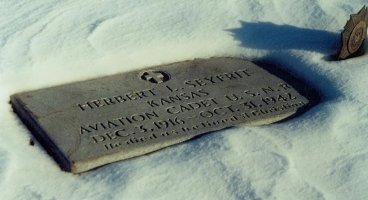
xmin=1 ymin=0 xmax=368 ymax=199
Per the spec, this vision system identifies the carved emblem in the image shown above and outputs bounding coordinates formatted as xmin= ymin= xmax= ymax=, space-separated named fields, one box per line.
xmin=338 ymin=6 xmax=368 ymax=60
xmin=140 ymin=70 xmax=170 ymax=84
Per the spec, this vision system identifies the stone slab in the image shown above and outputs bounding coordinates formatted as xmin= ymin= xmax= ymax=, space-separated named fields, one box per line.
xmin=11 ymin=57 xmax=313 ymax=173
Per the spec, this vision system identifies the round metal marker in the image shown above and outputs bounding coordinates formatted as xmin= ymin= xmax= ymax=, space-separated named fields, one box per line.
xmin=338 ymin=6 xmax=368 ymax=60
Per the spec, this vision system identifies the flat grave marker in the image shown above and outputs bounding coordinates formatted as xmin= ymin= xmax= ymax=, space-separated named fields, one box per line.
xmin=11 ymin=57 xmax=313 ymax=173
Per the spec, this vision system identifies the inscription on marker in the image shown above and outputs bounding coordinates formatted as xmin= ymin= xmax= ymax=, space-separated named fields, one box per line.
xmin=10 ymin=57 xmax=314 ymax=173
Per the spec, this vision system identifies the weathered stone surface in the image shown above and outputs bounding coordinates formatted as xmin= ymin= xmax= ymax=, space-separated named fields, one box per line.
xmin=11 ymin=57 xmax=313 ymax=173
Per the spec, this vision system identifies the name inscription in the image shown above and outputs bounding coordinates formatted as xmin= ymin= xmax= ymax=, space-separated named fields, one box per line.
xmin=74 ymin=60 xmax=308 ymax=153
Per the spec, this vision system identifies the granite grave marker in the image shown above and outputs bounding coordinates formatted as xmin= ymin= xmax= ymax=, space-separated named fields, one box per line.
xmin=11 ymin=57 xmax=313 ymax=173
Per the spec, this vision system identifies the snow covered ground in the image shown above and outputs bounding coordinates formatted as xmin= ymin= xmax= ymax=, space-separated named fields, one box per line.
xmin=1 ymin=0 xmax=368 ymax=199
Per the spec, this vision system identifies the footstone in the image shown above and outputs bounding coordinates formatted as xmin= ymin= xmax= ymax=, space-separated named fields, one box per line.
xmin=11 ymin=57 xmax=314 ymax=173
